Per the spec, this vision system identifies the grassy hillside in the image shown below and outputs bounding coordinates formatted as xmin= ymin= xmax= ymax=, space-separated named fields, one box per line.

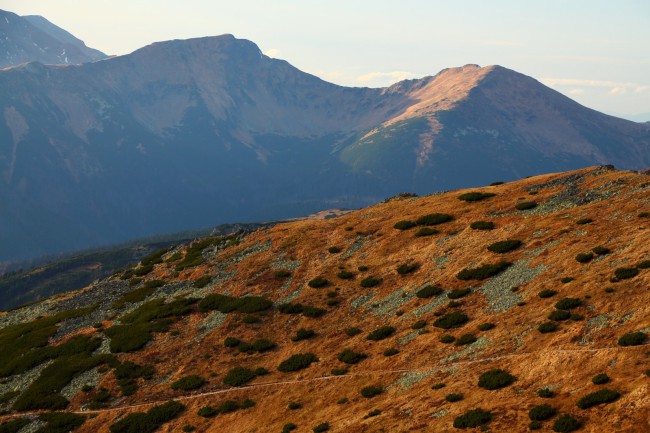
xmin=0 ymin=166 xmax=648 ymax=432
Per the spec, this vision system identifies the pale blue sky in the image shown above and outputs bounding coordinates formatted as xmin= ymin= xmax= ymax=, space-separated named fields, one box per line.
xmin=4 ymin=0 xmax=650 ymax=119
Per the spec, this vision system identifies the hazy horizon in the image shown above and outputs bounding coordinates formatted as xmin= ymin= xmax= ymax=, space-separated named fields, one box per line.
xmin=2 ymin=0 xmax=649 ymax=120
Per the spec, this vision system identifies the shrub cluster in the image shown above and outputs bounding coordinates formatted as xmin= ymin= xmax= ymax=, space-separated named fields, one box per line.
xmin=278 ymin=303 xmax=326 ymax=318
xmin=548 ymin=310 xmax=571 ymax=321
xmin=614 ymin=267 xmax=640 ymax=280
xmin=592 ymin=373 xmax=610 ymax=385
xmin=394 ymin=220 xmax=417 ymax=230
xmin=538 ymin=289 xmax=557 ymax=298
xmin=445 ymin=393 xmax=463 ymax=402
xmin=328 ymin=247 xmax=341 ymax=254
xmin=109 ymin=401 xmax=185 ymax=433
xmin=529 ymin=404 xmax=557 ymax=421
xmin=552 ymin=414 xmax=582 ymax=432
xmin=113 ymin=279 xmax=165 ymax=308
xmin=396 ymin=263 xmax=419 ymax=275
xmin=458 ymin=192 xmax=496 ymax=202
xmin=344 ymin=327 xmax=362 ymax=337
xmin=477 ymin=369 xmax=516 ymax=390
xmin=576 ymin=388 xmax=620 ymax=409
xmin=416 ymin=213 xmax=454 ymax=225
xmin=171 ymin=375 xmax=206 ymax=391
xmin=193 ymin=275 xmax=212 ymax=288
xmin=278 ymin=353 xmax=319 ymax=372
xmin=366 ymin=326 xmax=396 ymax=341
xmin=470 ymin=221 xmax=495 ymax=230
xmin=308 ymin=277 xmax=329 ymax=288
xmin=292 ymin=328 xmax=316 ymax=342
xmin=415 ymin=227 xmax=438 ymax=237
xmin=337 ymin=349 xmax=368 ymax=365
xmin=416 ymin=284 xmax=443 ymax=298
xmin=487 ymin=240 xmax=523 ymax=254
xmin=515 ymin=201 xmax=537 ymax=210
xmin=538 ymin=322 xmax=558 ymax=333
xmin=433 ymin=312 xmax=469 ymax=329
xmin=337 ymin=270 xmax=354 ymax=279
xmin=453 ymin=408 xmax=492 ymax=429
xmin=360 ymin=277 xmax=382 ymax=288
xmin=592 ymin=246 xmax=611 ymax=255
xmin=360 ymin=385 xmax=383 ymax=398
xmin=554 ymin=298 xmax=582 ymax=310
xmin=455 ymin=334 xmax=477 ymax=346
xmin=448 ymin=288 xmax=471 ymax=299
xmin=575 ymin=253 xmax=593 ymax=263
xmin=617 ymin=331 xmax=647 ymax=346
xmin=313 ymin=422 xmax=330 ymax=432
xmin=198 ymin=294 xmax=272 ymax=314
xmin=457 ymin=261 xmax=512 ymax=280
xmin=197 ymin=399 xmax=254 ymax=418
xmin=478 ymin=323 xmax=495 ymax=331
xmin=222 ymin=366 xmax=262 ymax=387
xmin=576 ymin=218 xmax=593 ymax=225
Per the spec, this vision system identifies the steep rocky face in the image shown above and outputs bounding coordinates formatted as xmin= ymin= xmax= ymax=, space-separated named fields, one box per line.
xmin=0 ymin=35 xmax=649 ymax=262
xmin=0 ymin=166 xmax=648 ymax=432
xmin=0 ymin=9 xmax=106 ymax=68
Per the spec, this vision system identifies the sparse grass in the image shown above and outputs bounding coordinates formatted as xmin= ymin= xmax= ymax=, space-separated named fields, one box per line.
xmin=458 ymin=192 xmax=496 ymax=202
xmin=487 ymin=240 xmax=523 ymax=254
xmin=576 ymin=388 xmax=620 ymax=409
xmin=470 ymin=221 xmax=495 ymax=230
xmin=457 ymin=261 xmax=512 ymax=280
xmin=478 ymin=369 xmax=516 ymax=390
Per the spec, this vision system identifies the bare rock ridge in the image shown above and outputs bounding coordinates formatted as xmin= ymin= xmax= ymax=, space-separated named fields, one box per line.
xmin=0 ymin=9 xmax=106 ymax=69
xmin=0 ymin=33 xmax=649 ymax=262
xmin=0 ymin=166 xmax=648 ymax=432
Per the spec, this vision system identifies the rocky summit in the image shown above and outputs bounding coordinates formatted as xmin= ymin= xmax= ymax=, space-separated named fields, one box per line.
xmin=0 ymin=166 xmax=648 ymax=432
xmin=1 ymin=34 xmax=649 ymax=262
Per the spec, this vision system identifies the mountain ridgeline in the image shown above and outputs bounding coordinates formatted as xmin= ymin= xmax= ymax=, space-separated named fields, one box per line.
xmin=1 ymin=34 xmax=649 ymax=262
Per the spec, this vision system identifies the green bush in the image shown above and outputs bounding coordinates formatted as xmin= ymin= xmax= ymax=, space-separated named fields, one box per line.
xmin=394 ymin=220 xmax=416 ymax=230
xmin=458 ymin=192 xmax=496 ymax=202
xmin=198 ymin=406 xmax=218 ymax=418
xmin=331 ymin=367 xmax=348 ymax=376
xmin=457 ymin=261 xmax=512 ymax=280
xmin=416 ymin=284 xmax=443 ymax=298
xmin=274 ymin=269 xmax=292 ymax=278
xmin=110 ymin=401 xmax=184 ymax=433
xmin=415 ymin=227 xmax=439 ymax=237
xmin=440 ymin=335 xmax=455 ymax=344
xmin=238 ymin=339 xmax=276 ymax=353
xmin=478 ymin=323 xmax=495 ymax=331
xmin=133 ymin=264 xmax=154 ymax=277
xmin=552 ymin=414 xmax=582 ymax=432
xmin=455 ymin=334 xmax=477 ymax=346
xmin=538 ymin=289 xmax=557 ymax=298
xmin=487 ymin=240 xmax=523 ymax=254
xmin=278 ymin=353 xmax=319 ymax=372
xmin=554 ymin=298 xmax=582 ymax=310
xmin=560 ymin=277 xmax=574 ymax=284
xmin=431 ymin=383 xmax=446 ymax=390
xmin=548 ymin=310 xmax=571 ymax=321
xmin=357 ymin=266 xmax=369 ymax=272
xmin=453 ymin=408 xmax=492 ymax=429
xmin=538 ymin=322 xmax=558 ymax=333
xmin=470 ymin=221 xmax=495 ymax=230
xmin=282 ymin=423 xmax=298 ymax=432
xmin=288 ymin=401 xmax=302 ymax=410
xmin=364 ymin=409 xmax=381 ymax=418
xmin=224 ymin=337 xmax=241 ymax=348
xmin=366 ymin=326 xmax=396 ymax=341
xmin=344 ymin=327 xmax=362 ymax=337
xmin=411 ymin=320 xmax=426 ymax=330
xmin=36 ymin=412 xmax=86 ymax=433
xmin=448 ymin=288 xmax=471 ymax=299
xmin=575 ymin=253 xmax=593 ymax=263
xmin=198 ymin=294 xmax=272 ymax=314
xmin=416 ymin=213 xmax=453 ymax=225
xmin=328 ymin=247 xmax=341 ymax=254
xmin=337 ymin=349 xmax=367 ymax=364
xmin=193 ymin=276 xmax=212 ymax=288
xmin=312 ymin=423 xmax=329 ymax=433
xmin=171 ymin=375 xmax=205 ymax=391
xmin=360 ymin=277 xmax=381 ymax=288
xmin=302 ymin=306 xmax=326 ymax=318
xmin=576 ymin=388 xmax=620 ymax=409
xmin=592 ymin=246 xmax=610 ymax=255
xmin=396 ymin=263 xmax=419 ymax=275
xmin=308 ymin=277 xmax=329 ymax=288
xmin=383 ymin=348 xmax=399 ymax=356
xmin=445 ymin=393 xmax=463 ymax=402
xmin=113 ymin=280 xmax=165 ymax=308
xmin=0 ymin=418 xmax=30 ymax=433
xmin=292 ymin=328 xmax=316 ymax=342
xmin=337 ymin=270 xmax=354 ymax=279
xmin=618 ymin=331 xmax=647 ymax=346
xmin=614 ymin=267 xmax=639 ymax=280
xmin=538 ymin=388 xmax=555 ymax=398
xmin=478 ymin=369 xmax=516 ymax=390
xmin=529 ymin=420 xmax=542 ymax=430
xmin=637 ymin=260 xmax=650 ymax=269
xmin=529 ymin=404 xmax=557 ymax=421
xmin=516 ymin=201 xmax=538 ymax=210
xmin=223 ymin=367 xmax=256 ymax=387
xmin=433 ymin=312 xmax=469 ymax=329
xmin=360 ymin=385 xmax=383 ymax=398
xmin=576 ymin=218 xmax=593 ymax=225
xmin=592 ymin=373 xmax=610 ymax=385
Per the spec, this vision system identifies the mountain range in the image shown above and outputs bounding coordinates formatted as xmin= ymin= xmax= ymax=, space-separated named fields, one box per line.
xmin=1 ymin=33 xmax=649 ymax=263
xmin=0 ymin=166 xmax=648 ymax=432
xmin=0 ymin=9 xmax=106 ymax=69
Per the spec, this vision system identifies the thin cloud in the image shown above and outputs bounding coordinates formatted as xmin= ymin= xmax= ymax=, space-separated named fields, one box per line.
xmin=609 ymin=87 xmax=627 ymax=95
xmin=541 ymin=77 xmax=649 ymax=97
xmin=356 ymin=71 xmax=419 ymax=84
xmin=264 ymin=48 xmax=281 ymax=57
xmin=567 ymin=88 xmax=585 ymax=95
